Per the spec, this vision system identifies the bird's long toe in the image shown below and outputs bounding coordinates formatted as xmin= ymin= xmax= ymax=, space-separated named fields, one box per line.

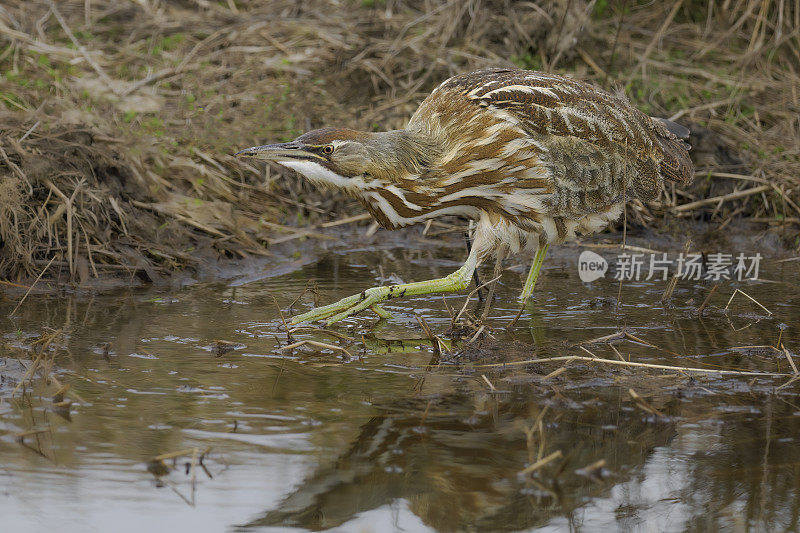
xmin=324 ymin=293 xmax=383 ymax=325
xmin=291 ymin=287 xmax=390 ymax=325
xmin=290 ymin=294 xmax=362 ymax=324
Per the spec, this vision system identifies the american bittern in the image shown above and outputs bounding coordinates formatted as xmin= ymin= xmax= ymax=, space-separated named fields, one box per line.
xmin=237 ymin=68 xmax=692 ymax=325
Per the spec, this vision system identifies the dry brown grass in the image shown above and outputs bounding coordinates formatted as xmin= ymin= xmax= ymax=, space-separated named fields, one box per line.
xmin=582 ymin=0 xmax=800 ymax=238
xmin=0 ymin=0 xmax=798 ymax=284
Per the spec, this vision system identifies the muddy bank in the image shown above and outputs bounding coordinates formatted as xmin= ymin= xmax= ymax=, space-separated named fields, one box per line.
xmin=1 ymin=1 xmax=799 ymax=288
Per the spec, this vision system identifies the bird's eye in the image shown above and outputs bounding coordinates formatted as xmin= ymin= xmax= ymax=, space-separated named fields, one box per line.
xmin=322 ymin=145 xmax=334 ymax=155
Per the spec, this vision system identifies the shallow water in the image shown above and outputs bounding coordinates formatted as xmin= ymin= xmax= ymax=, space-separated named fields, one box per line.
xmin=1 ymin=238 xmax=799 ymax=532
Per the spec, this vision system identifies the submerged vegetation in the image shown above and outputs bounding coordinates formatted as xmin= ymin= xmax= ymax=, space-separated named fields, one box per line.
xmin=0 ymin=0 xmax=798 ymax=284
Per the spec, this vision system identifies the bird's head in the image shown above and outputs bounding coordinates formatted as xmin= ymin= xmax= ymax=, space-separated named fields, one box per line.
xmin=236 ymin=128 xmax=381 ymax=191
xmin=236 ymin=127 xmax=437 ymax=191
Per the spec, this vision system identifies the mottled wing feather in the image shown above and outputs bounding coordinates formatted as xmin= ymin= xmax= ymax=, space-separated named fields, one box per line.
xmin=436 ymin=68 xmax=693 ymax=206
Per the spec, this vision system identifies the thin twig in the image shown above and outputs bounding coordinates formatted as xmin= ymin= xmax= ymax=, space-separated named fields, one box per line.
xmin=455 ymin=273 xmax=502 ymax=323
xmin=783 ymin=346 xmax=799 ymax=375
xmin=519 ymin=450 xmax=563 ymax=475
xmin=474 ymin=355 xmax=791 ymax=377
xmin=674 ymin=185 xmax=771 ymax=212
xmin=629 ymin=388 xmax=665 ymax=417
xmin=574 ymin=331 xmax=626 ymax=346
xmin=48 ymin=1 xmax=114 ymax=87
xmin=120 ymin=28 xmax=231 ymax=96
xmin=542 ymin=367 xmax=567 ymax=380
xmin=697 ymin=284 xmax=719 ymax=316
xmin=10 ymin=256 xmax=56 ymax=316
xmin=19 ymin=120 xmax=40 ymax=142
xmin=281 ymin=340 xmax=352 ymax=358
xmin=626 ymin=0 xmax=685 ymax=85
xmin=725 ymin=288 xmax=773 ymax=316
xmin=416 ymin=314 xmax=440 ymax=357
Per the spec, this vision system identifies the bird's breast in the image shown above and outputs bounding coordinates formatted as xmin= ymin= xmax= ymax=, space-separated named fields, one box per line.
xmin=360 ymin=187 xmax=480 ymax=230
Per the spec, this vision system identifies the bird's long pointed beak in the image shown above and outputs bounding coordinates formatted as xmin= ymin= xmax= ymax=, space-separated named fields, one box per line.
xmin=234 ymin=142 xmax=322 ymax=162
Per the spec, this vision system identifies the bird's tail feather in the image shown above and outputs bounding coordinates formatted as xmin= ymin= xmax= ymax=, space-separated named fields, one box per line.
xmin=658 ymin=136 xmax=694 ymax=185
xmin=651 ymin=117 xmax=693 ymax=185
xmin=653 ymin=117 xmax=690 ymax=140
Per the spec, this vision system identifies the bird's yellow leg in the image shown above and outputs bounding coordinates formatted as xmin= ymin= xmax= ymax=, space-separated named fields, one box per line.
xmin=291 ymin=251 xmax=480 ymax=325
xmin=369 ymin=305 xmax=392 ymax=319
xmin=519 ymin=244 xmax=549 ymax=302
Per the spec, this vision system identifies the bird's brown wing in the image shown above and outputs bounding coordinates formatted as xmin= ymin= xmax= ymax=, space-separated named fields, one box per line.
xmin=437 ymin=68 xmax=693 ymax=206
